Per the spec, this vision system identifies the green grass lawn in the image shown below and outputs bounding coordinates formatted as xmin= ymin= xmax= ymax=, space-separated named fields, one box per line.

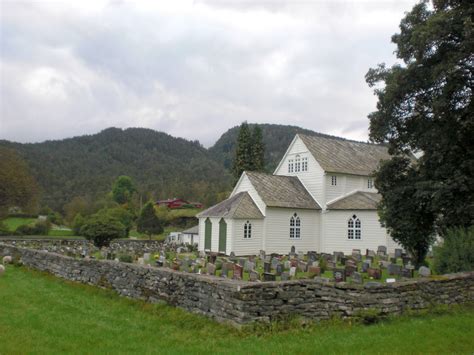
xmin=2 ymin=217 xmax=37 ymax=231
xmin=0 ymin=266 xmax=473 ymax=354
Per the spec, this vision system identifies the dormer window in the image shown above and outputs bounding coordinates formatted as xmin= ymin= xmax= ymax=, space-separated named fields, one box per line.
xmin=288 ymin=159 xmax=294 ymax=173
xmin=331 ymin=175 xmax=337 ymax=186
xmin=295 ymin=155 xmax=301 ymax=172
xmin=302 ymin=157 xmax=308 ymax=171
xmin=367 ymin=178 xmax=373 ymax=189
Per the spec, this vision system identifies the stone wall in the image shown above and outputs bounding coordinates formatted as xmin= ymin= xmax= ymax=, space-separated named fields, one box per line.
xmin=1 ymin=243 xmax=473 ymax=326
xmin=0 ymin=239 xmax=163 ymax=257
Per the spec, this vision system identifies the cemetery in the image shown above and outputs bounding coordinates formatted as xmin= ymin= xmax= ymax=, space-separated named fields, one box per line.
xmin=1 ymin=241 xmax=472 ymax=325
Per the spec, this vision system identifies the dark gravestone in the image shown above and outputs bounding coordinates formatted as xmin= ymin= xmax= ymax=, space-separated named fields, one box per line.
xmin=263 ymin=272 xmax=276 ymax=282
xmin=249 ymin=270 xmax=259 ymax=282
xmin=333 ymin=251 xmax=344 ymax=263
xmin=259 ymin=250 xmax=266 ymax=260
xmin=208 ymin=253 xmax=217 ymax=264
xmin=345 ymin=265 xmax=357 ymax=277
xmin=340 ymin=257 xmax=347 ymax=266
xmin=308 ymin=266 xmax=321 ymax=277
xmin=401 ymin=268 xmax=413 ymax=278
xmin=367 ymin=268 xmax=382 ymax=280
xmin=362 ymin=261 xmax=371 ymax=273
xmin=333 ymin=268 xmax=346 ymax=282
xmin=281 ymin=272 xmax=290 ymax=281
xmin=395 ymin=249 xmax=403 ymax=258
xmin=377 ymin=245 xmax=387 ymax=254
xmin=402 ymin=256 xmax=412 ymax=266
xmin=388 ymin=264 xmax=402 ymax=276
xmin=290 ymin=245 xmax=296 ymax=254
xmin=233 ymin=264 xmax=243 ymax=280
xmin=352 ymin=272 xmax=363 ymax=284
xmin=276 ymin=264 xmax=283 ymax=276
xmin=264 ymin=262 xmax=271 ymax=273
xmin=207 ymin=263 xmax=216 ymax=275
xmin=230 ymin=251 xmax=236 ymax=258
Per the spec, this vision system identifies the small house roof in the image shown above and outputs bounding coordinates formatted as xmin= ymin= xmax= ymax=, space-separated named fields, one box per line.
xmin=246 ymin=171 xmax=321 ymax=210
xmin=327 ymin=191 xmax=381 ymax=210
xmin=182 ymin=225 xmax=199 ymax=234
xmin=197 ymin=192 xmax=264 ymax=219
xmin=298 ymin=134 xmax=390 ymax=176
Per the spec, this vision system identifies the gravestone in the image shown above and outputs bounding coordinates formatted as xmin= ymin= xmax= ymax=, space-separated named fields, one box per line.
xmin=298 ymin=261 xmax=308 ymax=272
xmin=259 ymin=250 xmax=266 ymax=260
xmin=402 ymin=256 xmax=412 ymax=266
xmin=207 ymin=263 xmax=216 ymax=275
xmin=340 ymin=257 xmax=347 ymax=266
xmin=199 ymin=250 xmax=207 ymax=258
xmin=345 ymin=259 xmax=357 ymax=267
xmin=380 ymin=260 xmax=391 ymax=269
xmin=298 ymin=251 xmax=305 ymax=261
xmin=137 ymin=257 xmax=145 ymax=266
xmin=419 ymin=266 xmax=431 ymax=277
xmin=367 ymin=267 xmax=382 ymax=280
xmin=244 ymin=260 xmax=255 ymax=272
xmin=308 ymin=252 xmax=318 ymax=263
xmin=345 ymin=265 xmax=357 ymax=277
xmin=333 ymin=251 xmax=344 ymax=263
xmin=249 ymin=270 xmax=259 ymax=282
xmin=276 ymin=263 xmax=283 ymax=276
xmin=208 ymin=253 xmax=217 ymax=264
xmin=289 ymin=267 xmax=297 ymax=278
xmin=284 ymin=260 xmax=291 ymax=270
xmin=394 ymin=249 xmax=403 ymax=258
xmin=271 ymin=257 xmax=279 ymax=269
xmin=377 ymin=245 xmax=387 ymax=255
xmin=388 ymin=264 xmax=402 ymax=276
xmin=230 ymin=251 xmax=236 ymax=258
xmin=401 ymin=268 xmax=413 ymax=278
xmin=308 ymin=266 xmax=321 ymax=277
xmin=352 ymin=249 xmax=361 ymax=257
xmin=176 ymin=247 xmax=182 ymax=254
xmin=238 ymin=258 xmax=246 ymax=267
xmin=143 ymin=253 xmax=151 ymax=261
xmin=352 ymin=272 xmax=363 ymax=284
xmin=326 ymin=261 xmax=336 ymax=270
xmin=367 ymin=250 xmax=376 ymax=258
xmin=263 ymin=272 xmax=276 ymax=282
xmin=333 ymin=268 xmax=346 ymax=282
xmin=311 ymin=260 xmax=320 ymax=267
xmin=290 ymin=245 xmax=296 ymax=254
xmin=264 ymin=262 xmax=271 ymax=273
xmin=233 ymin=264 xmax=243 ymax=280
xmin=155 ymin=260 xmax=164 ymax=267
xmin=362 ymin=261 xmax=371 ymax=273
xmin=281 ymin=272 xmax=290 ymax=281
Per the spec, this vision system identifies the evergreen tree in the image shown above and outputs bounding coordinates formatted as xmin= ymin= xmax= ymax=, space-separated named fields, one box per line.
xmin=251 ymin=125 xmax=265 ymax=172
xmin=232 ymin=122 xmax=253 ymax=181
xmin=137 ymin=202 xmax=163 ymax=240
xmin=366 ymin=0 xmax=474 ymax=263
xmin=112 ymin=176 xmax=136 ymax=205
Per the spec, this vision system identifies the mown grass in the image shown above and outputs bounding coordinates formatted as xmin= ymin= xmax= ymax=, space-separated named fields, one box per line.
xmin=0 ymin=265 xmax=473 ymax=354
xmin=1 ymin=217 xmax=37 ymax=231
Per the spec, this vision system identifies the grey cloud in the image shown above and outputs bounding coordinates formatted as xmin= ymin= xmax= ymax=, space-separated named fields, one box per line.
xmin=0 ymin=0 xmax=417 ymax=146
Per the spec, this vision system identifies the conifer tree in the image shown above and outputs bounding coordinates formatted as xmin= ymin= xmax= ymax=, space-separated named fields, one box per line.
xmin=251 ymin=125 xmax=265 ymax=172
xmin=232 ymin=122 xmax=253 ymax=181
xmin=137 ymin=202 xmax=163 ymax=240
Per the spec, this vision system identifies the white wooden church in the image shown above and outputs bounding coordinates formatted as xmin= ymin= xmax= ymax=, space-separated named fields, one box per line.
xmin=197 ymin=133 xmax=401 ymax=256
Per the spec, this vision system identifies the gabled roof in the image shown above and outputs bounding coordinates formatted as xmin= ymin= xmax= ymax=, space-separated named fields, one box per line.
xmin=182 ymin=225 xmax=199 ymax=234
xmin=298 ymin=134 xmax=390 ymax=176
xmin=196 ymin=192 xmax=264 ymax=219
xmin=327 ymin=191 xmax=381 ymax=210
xmin=245 ymin=171 xmax=321 ymax=210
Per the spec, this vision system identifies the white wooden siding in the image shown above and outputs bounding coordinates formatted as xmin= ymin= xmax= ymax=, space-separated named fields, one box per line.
xmin=231 ymin=173 xmax=266 ymax=216
xmin=274 ymin=136 xmax=325 ymax=206
xmin=321 ymin=210 xmax=398 ymax=254
xmin=231 ymin=219 xmax=264 ymax=256
xmin=263 ymin=208 xmax=320 ymax=254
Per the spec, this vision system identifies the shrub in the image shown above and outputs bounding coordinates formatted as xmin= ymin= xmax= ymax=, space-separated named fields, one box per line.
xmin=318 ymin=256 xmax=327 ymax=274
xmin=433 ymin=227 xmax=474 ymax=274
xmin=72 ymin=213 xmax=85 ymax=236
xmin=15 ymin=220 xmax=51 ymax=236
xmin=118 ymin=254 xmax=133 ymax=263
xmin=0 ymin=221 xmax=11 ymax=236
xmin=80 ymin=214 xmax=125 ymax=248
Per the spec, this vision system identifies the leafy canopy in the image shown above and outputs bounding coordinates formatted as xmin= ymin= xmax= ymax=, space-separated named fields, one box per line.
xmin=80 ymin=213 xmax=125 ymax=248
xmin=366 ymin=0 xmax=474 ymax=262
xmin=112 ymin=176 xmax=136 ymax=205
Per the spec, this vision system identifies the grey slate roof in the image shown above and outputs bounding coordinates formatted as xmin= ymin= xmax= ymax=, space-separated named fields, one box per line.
xmin=196 ymin=192 xmax=264 ymax=219
xmin=327 ymin=191 xmax=381 ymax=210
xmin=182 ymin=225 xmax=199 ymax=234
xmin=298 ymin=134 xmax=390 ymax=176
xmin=246 ymin=171 xmax=321 ymax=210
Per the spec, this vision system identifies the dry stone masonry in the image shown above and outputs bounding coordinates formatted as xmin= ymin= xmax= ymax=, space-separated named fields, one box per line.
xmin=1 ymin=243 xmax=472 ymax=326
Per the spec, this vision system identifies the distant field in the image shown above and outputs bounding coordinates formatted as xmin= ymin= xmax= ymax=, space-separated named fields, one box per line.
xmin=2 ymin=217 xmax=37 ymax=231
xmin=0 ymin=265 xmax=473 ymax=354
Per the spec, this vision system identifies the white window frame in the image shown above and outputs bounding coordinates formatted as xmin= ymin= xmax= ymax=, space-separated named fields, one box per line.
xmin=290 ymin=213 xmax=301 ymax=239
xmin=288 ymin=159 xmax=294 ymax=173
xmin=302 ymin=157 xmax=308 ymax=171
xmin=295 ymin=155 xmax=301 ymax=172
xmin=331 ymin=175 xmax=337 ymax=186
xmin=244 ymin=221 xmax=252 ymax=239
xmin=367 ymin=178 xmax=373 ymax=189
xmin=348 ymin=215 xmax=361 ymax=240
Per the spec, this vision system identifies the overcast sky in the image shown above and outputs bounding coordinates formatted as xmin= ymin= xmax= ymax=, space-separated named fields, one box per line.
xmin=0 ymin=0 xmax=418 ymax=146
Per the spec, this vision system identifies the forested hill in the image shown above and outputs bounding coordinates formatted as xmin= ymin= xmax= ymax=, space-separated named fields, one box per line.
xmin=209 ymin=124 xmax=323 ymax=172
xmin=0 ymin=128 xmax=232 ymax=211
